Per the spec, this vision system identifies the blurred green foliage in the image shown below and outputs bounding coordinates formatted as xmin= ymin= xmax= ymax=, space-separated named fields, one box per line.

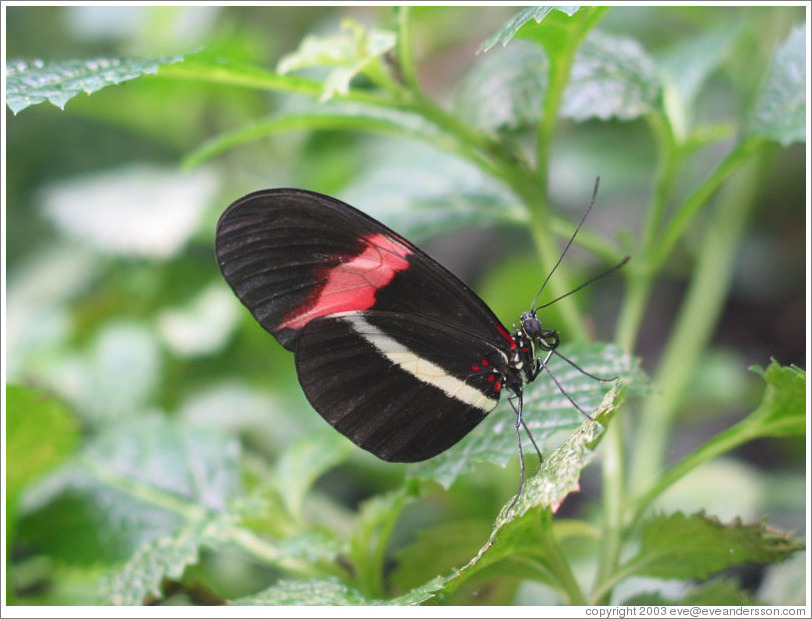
xmin=4 ymin=5 xmax=806 ymax=607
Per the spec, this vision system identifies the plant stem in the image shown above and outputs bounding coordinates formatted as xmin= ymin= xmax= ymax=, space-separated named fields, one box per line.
xmin=628 ymin=149 xmax=764 ymax=499
xmin=525 ymin=7 xmax=611 ymax=342
xmin=615 ymin=113 xmax=678 ymax=352
xmin=395 ymin=6 xmax=419 ymax=91
xmin=593 ymin=414 xmax=626 ymax=604
xmin=630 ymin=416 xmax=763 ymax=526
xmin=538 ymin=509 xmax=587 ymax=605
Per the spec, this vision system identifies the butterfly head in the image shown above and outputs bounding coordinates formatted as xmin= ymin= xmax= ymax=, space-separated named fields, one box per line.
xmin=520 ymin=310 xmax=559 ymax=352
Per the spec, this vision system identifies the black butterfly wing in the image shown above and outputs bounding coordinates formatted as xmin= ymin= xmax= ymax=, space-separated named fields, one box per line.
xmin=215 ymin=189 xmax=515 ymax=352
xmin=293 ymin=311 xmax=510 ymax=462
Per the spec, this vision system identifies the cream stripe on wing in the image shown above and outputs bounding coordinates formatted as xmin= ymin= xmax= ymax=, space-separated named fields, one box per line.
xmin=342 ymin=315 xmax=498 ymax=413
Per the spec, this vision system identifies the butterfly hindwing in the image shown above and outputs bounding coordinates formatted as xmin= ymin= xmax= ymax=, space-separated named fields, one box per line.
xmin=294 ymin=311 xmax=508 ymax=462
xmin=215 ymin=189 xmax=514 ymax=351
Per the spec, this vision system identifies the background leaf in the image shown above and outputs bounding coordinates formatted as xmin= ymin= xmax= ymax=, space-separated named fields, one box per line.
xmin=277 ymin=19 xmax=396 ymax=101
xmin=459 ymin=29 xmax=659 ymax=132
xmin=231 ymin=574 xmax=444 ymax=605
xmin=5 ymin=54 xmax=184 ymax=114
xmin=18 ymin=415 xmax=241 ymax=567
xmin=6 ymin=385 xmax=79 ymax=603
xmin=101 ymin=512 xmax=236 ymax=605
xmin=40 ymin=164 xmax=218 ymax=259
xmin=748 ymin=24 xmax=806 ymax=145
xmin=6 ymin=385 xmax=79 ymax=509
xmin=455 ymin=41 xmax=549 ymax=133
xmin=745 ymin=360 xmax=805 ymax=437
xmin=621 ymin=579 xmax=757 ymax=605
xmin=626 ymin=512 xmax=805 ymax=581
xmin=273 ymin=432 xmax=354 ymax=520
xmin=562 ymin=31 xmax=659 ymax=121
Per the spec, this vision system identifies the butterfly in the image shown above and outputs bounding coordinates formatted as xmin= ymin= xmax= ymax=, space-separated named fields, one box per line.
xmin=215 ymin=179 xmax=627 ymax=505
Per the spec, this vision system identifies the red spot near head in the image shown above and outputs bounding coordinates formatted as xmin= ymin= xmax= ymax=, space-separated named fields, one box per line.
xmin=494 ymin=381 xmax=502 ymax=392
xmin=279 ymin=233 xmax=411 ymax=330
xmin=487 ymin=375 xmax=495 ymax=383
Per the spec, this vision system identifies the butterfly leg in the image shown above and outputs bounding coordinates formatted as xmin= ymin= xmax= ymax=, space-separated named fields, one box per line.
xmin=505 ymin=392 xmax=526 ymax=513
xmin=505 ymin=389 xmax=545 ymax=513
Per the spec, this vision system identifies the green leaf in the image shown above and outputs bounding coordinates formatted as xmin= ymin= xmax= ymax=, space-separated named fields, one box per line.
xmin=562 ymin=31 xmax=659 ymax=121
xmin=498 ymin=381 xmax=625 ymax=520
xmin=349 ymin=488 xmax=416 ymax=599
xmin=6 ymin=385 xmax=79 ymax=508
xmin=277 ymin=19 xmax=396 ymax=101
xmin=5 ymin=54 xmax=184 ymax=114
xmin=230 ymin=574 xmax=445 ymax=605
xmin=273 ymin=431 xmax=354 ymax=520
xmin=748 ymin=24 xmax=806 ymax=145
xmin=44 ymin=321 xmax=162 ymax=425
xmin=40 ymin=165 xmax=217 ymax=260
xmin=480 ymin=7 xmax=581 ymax=53
xmin=6 ymin=385 xmax=79 ymax=602
xmin=456 ymin=41 xmax=549 ymax=132
xmin=409 ymin=343 xmax=643 ymax=489
xmin=459 ymin=31 xmax=659 ymax=133
xmin=626 ymin=512 xmax=805 ymax=581
xmin=746 ymin=360 xmax=805 ymax=437
xmin=101 ymin=512 xmax=236 ymax=605
xmin=17 ymin=415 xmax=241 ymax=567
xmin=443 ymin=384 xmax=626 ymax=594
xmin=391 ymin=520 xmax=492 ymax=592
xmin=622 ymin=579 xmax=758 ymax=605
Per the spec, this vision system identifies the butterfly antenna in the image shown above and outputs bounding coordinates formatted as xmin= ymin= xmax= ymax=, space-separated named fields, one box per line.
xmin=536 ymin=255 xmax=630 ymax=310
xmin=530 ymin=177 xmax=602 ymax=313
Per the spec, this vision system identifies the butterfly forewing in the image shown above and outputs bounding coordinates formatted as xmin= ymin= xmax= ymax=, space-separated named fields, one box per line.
xmin=294 ymin=311 xmax=506 ymax=461
xmin=215 ymin=189 xmax=513 ymax=351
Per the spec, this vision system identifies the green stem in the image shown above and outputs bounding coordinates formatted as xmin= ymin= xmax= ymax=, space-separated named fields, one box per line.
xmin=629 ymin=148 xmax=764 ymax=498
xmin=528 ymin=7 xmax=610 ymax=342
xmin=593 ymin=415 xmax=626 ymax=604
xmin=616 ymin=113 xmax=678 ymax=352
xmin=538 ymin=510 xmax=587 ymax=605
xmin=535 ymin=6 xmax=609 ymax=192
xmin=630 ymin=417 xmax=763 ymax=526
xmin=652 ymin=139 xmax=761 ymax=271
xmin=395 ymin=6 xmax=419 ymax=91
xmin=615 ymin=273 xmax=653 ymax=353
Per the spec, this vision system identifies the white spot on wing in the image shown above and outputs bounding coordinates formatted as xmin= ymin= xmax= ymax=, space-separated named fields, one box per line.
xmin=343 ymin=315 xmax=498 ymax=413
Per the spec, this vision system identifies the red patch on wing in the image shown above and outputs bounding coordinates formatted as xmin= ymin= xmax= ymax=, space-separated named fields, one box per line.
xmin=279 ymin=233 xmax=411 ymax=330
xmin=497 ymin=324 xmax=516 ymax=349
